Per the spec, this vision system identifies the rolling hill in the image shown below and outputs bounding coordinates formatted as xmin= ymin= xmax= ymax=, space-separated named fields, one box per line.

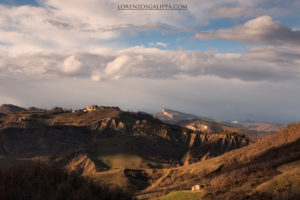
xmin=0 ymin=104 xmax=298 ymax=199
xmin=0 ymin=105 xmax=250 ymax=170
xmin=136 ymin=122 xmax=300 ymax=199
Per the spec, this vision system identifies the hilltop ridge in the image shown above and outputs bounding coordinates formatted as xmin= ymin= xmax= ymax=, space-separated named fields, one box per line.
xmin=0 ymin=104 xmax=26 ymax=114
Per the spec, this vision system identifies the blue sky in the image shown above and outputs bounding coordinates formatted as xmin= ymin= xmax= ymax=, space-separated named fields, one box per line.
xmin=1 ymin=0 xmax=39 ymax=6
xmin=0 ymin=0 xmax=300 ymax=123
xmin=1 ymin=0 xmax=299 ymax=52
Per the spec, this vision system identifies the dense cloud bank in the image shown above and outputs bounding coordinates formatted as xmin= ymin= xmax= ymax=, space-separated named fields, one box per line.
xmin=1 ymin=46 xmax=299 ymax=82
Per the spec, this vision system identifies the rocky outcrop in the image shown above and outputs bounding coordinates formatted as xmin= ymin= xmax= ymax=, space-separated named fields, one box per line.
xmin=186 ymin=133 xmax=250 ymax=163
xmin=65 ymin=154 xmax=96 ymax=174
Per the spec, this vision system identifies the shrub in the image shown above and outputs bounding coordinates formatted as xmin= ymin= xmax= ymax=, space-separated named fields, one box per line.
xmin=0 ymin=162 xmax=132 ymax=200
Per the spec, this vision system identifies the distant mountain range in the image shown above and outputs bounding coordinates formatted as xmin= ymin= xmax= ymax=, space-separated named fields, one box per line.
xmin=153 ymin=108 xmax=285 ymax=135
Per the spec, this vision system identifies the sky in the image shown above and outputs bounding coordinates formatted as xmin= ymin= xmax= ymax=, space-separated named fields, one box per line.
xmin=0 ymin=0 xmax=300 ymax=123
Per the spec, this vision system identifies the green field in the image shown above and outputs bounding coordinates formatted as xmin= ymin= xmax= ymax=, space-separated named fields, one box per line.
xmin=159 ymin=191 xmax=203 ymax=200
xmin=91 ymin=136 xmax=173 ymax=169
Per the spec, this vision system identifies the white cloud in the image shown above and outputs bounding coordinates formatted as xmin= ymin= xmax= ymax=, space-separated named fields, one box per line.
xmin=0 ymin=4 xmax=120 ymax=52
xmin=105 ymin=55 xmax=131 ymax=78
xmin=195 ymin=16 xmax=300 ymax=45
xmin=150 ymin=42 xmax=168 ymax=48
xmin=61 ymin=55 xmax=82 ymax=75
xmin=90 ymin=73 xmax=102 ymax=82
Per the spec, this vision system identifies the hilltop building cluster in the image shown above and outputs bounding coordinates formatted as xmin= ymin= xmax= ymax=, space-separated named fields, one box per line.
xmin=72 ymin=105 xmax=120 ymax=113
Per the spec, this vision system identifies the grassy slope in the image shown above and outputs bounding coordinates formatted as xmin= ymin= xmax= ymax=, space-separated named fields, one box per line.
xmin=137 ymin=122 xmax=300 ymax=199
xmin=91 ymin=169 xmax=130 ymax=189
xmin=91 ymin=136 xmax=174 ymax=169
xmin=88 ymin=167 xmax=165 ymax=193
xmin=159 ymin=191 xmax=203 ymax=200
xmin=255 ymin=160 xmax=300 ymax=195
